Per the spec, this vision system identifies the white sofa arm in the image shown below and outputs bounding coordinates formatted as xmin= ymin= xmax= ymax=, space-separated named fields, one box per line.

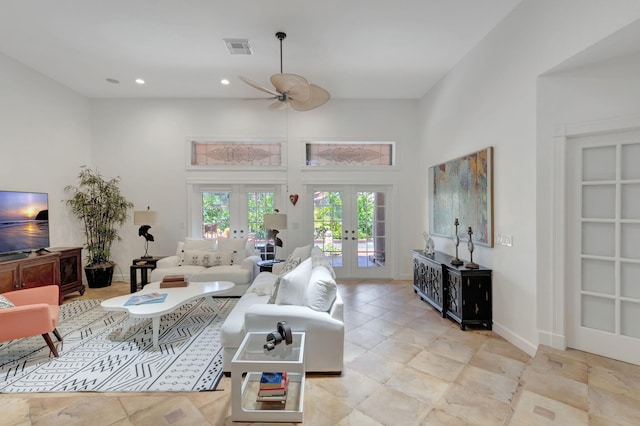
xmin=241 ymin=255 xmax=262 ymax=280
xmin=156 ymin=255 xmax=180 ymax=268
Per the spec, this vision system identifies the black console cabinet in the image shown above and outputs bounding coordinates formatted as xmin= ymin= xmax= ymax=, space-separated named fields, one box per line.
xmin=412 ymin=250 xmax=492 ymax=330
xmin=413 ymin=251 xmax=447 ymax=317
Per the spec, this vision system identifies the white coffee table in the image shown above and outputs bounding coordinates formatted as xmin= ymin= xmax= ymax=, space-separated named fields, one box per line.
xmin=101 ymin=280 xmax=234 ymax=349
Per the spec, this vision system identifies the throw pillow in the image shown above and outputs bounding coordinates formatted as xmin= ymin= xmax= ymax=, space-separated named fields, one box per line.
xmin=275 ymin=257 xmax=312 ymax=305
xmin=310 ymin=246 xmax=336 ymax=278
xmin=305 ymin=265 xmax=338 ymax=312
xmin=245 ymin=240 xmax=256 ymax=258
xmin=180 ymin=238 xmax=215 ymax=265
xmin=290 ymin=244 xmax=313 ymax=261
xmin=0 ymin=294 xmax=15 ymax=309
xmin=217 ymin=237 xmax=248 ymax=265
xmin=183 ymin=250 xmax=234 ymax=267
xmin=268 ymin=255 xmax=302 ymax=304
xmin=184 ymin=237 xmax=216 ymax=251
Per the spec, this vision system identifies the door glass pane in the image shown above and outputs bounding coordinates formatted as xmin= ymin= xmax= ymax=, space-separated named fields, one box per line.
xmin=621 ymin=143 xmax=640 ymax=180
xmin=583 ymin=146 xmax=615 ymax=181
xmin=202 ymin=192 xmax=229 ymax=238
xmin=582 ymin=222 xmax=615 ymax=257
xmin=357 ymin=191 xmax=385 ymax=268
xmin=581 ymin=295 xmax=615 ymax=333
xmin=247 ymin=192 xmax=274 ymax=260
xmin=622 ymin=183 xmax=640 ymax=219
xmin=621 ymin=223 xmax=640 ymax=259
xmin=313 ymin=191 xmax=342 ymax=267
xmin=582 ymin=258 xmax=614 ymax=295
xmin=621 ymin=301 xmax=640 ymax=339
xmin=582 ymin=185 xmax=615 ymax=218
xmin=621 ymin=262 xmax=640 ymax=299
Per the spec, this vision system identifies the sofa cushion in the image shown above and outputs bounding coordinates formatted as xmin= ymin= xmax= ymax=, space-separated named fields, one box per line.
xmin=275 ymin=257 xmax=312 ymax=305
xmin=247 ymin=272 xmax=277 ymax=296
xmin=305 ymin=265 xmax=337 ymax=312
xmin=218 ymin=237 xmax=248 ymax=265
xmin=183 ymin=250 xmax=234 ymax=267
xmin=268 ymin=255 xmax=302 ymax=304
xmin=190 ymin=265 xmax=252 ymax=284
xmin=291 ymin=244 xmax=313 ymax=261
xmin=310 ymin=246 xmax=336 ymax=279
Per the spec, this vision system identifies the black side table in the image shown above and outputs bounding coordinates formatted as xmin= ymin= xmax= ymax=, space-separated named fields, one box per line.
xmin=130 ymin=256 xmax=164 ymax=293
xmin=257 ymin=259 xmax=285 ymax=272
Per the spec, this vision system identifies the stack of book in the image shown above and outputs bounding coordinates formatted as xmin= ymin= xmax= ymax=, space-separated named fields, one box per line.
xmin=257 ymin=372 xmax=288 ymax=402
xmin=160 ymin=274 xmax=188 ymax=288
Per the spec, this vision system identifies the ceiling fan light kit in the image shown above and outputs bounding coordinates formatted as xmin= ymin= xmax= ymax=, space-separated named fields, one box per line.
xmin=240 ymin=32 xmax=330 ymax=111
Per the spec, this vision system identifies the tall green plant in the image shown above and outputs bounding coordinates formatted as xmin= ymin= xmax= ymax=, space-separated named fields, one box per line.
xmin=64 ymin=168 xmax=133 ymax=266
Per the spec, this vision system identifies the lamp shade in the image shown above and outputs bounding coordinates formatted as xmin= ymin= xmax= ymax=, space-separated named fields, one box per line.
xmin=263 ymin=213 xmax=287 ymax=230
xmin=134 ymin=210 xmax=158 ymax=226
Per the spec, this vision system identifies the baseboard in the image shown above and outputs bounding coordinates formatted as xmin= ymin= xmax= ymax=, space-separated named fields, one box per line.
xmin=492 ymin=320 xmax=538 ymax=357
xmin=396 ymin=272 xmax=412 ymax=280
xmin=537 ymin=329 xmax=566 ymax=350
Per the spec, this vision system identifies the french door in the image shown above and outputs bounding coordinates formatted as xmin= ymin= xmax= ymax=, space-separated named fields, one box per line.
xmin=311 ymin=185 xmax=391 ymax=278
xmin=566 ymin=130 xmax=640 ymax=365
xmin=189 ymin=184 xmax=279 ymax=244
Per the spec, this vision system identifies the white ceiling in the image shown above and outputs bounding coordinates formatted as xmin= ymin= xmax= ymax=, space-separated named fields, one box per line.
xmin=0 ymin=0 xmax=521 ymax=100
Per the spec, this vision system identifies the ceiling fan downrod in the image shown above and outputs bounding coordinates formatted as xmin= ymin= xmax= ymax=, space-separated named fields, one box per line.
xmin=276 ymin=32 xmax=286 ymax=74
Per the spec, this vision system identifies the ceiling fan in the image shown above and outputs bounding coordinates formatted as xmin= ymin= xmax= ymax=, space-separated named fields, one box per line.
xmin=239 ymin=32 xmax=330 ymax=111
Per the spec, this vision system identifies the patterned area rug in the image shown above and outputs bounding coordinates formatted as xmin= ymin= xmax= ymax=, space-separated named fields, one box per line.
xmin=0 ymin=297 xmax=236 ymax=393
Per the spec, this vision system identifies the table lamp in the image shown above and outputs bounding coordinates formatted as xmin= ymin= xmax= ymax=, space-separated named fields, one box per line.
xmin=263 ymin=210 xmax=287 ymax=260
xmin=134 ymin=207 xmax=158 ymax=259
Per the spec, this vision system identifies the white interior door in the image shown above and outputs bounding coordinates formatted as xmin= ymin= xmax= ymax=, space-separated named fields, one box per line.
xmin=566 ymin=130 xmax=640 ymax=365
xmin=311 ymin=186 xmax=391 ymax=279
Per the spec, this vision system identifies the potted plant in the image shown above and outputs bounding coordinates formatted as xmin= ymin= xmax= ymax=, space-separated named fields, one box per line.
xmin=64 ymin=168 xmax=133 ymax=288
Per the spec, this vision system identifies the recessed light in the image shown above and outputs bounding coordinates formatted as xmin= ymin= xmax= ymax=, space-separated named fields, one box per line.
xmin=221 ymin=79 xmax=230 ymax=85
xmin=135 ymin=78 xmax=145 ymax=85
xmin=105 ymin=78 xmax=120 ymax=84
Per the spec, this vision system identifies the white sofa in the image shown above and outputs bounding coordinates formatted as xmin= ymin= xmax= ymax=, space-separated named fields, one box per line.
xmin=220 ymin=246 xmax=344 ymax=374
xmin=150 ymin=237 xmax=261 ymax=297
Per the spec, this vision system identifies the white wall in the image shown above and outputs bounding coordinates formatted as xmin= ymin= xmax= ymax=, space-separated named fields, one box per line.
xmin=89 ymin=98 xmax=420 ymax=279
xmin=0 ymin=52 xmax=92 ymax=251
xmin=418 ymin=0 xmax=640 ymax=355
xmin=537 ymin=48 xmax=640 ymax=348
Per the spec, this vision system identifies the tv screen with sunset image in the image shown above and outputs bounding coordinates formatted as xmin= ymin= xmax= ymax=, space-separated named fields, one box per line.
xmin=0 ymin=191 xmax=49 ymax=254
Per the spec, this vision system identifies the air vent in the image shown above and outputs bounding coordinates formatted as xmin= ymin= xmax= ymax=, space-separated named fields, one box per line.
xmin=224 ymin=38 xmax=252 ymax=55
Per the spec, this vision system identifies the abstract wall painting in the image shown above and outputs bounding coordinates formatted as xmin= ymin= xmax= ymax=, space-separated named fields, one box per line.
xmin=429 ymin=147 xmax=493 ymax=247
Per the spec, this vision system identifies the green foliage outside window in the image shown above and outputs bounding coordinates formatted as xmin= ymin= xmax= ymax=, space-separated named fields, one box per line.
xmin=247 ymin=192 xmax=274 ymax=241
xmin=202 ymin=192 xmax=229 ymax=237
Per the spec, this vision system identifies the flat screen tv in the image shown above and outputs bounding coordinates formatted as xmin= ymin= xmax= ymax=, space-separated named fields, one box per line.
xmin=0 ymin=190 xmax=50 ymax=258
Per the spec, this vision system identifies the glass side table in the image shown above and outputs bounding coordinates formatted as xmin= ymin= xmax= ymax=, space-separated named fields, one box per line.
xmin=231 ymin=332 xmax=305 ymax=422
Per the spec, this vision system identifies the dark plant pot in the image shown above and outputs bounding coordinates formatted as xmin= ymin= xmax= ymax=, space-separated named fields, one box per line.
xmin=85 ymin=264 xmax=114 ymax=288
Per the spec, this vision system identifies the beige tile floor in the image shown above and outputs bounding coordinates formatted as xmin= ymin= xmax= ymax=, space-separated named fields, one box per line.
xmin=2 ymin=279 xmax=640 ymax=425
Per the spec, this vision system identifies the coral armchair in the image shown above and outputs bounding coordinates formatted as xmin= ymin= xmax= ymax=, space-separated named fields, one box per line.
xmin=0 ymin=285 xmax=62 ymax=357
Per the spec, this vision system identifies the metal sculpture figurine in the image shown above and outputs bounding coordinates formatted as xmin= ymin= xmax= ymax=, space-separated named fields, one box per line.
xmin=466 ymin=226 xmax=479 ymax=269
xmin=451 ymin=218 xmax=464 ymax=265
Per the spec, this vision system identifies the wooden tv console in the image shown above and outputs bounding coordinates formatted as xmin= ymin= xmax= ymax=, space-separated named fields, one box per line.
xmin=0 ymin=247 xmax=85 ymax=304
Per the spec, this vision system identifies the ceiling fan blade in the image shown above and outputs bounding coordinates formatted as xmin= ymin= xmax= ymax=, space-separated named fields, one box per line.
xmin=271 ymin=73 xmax=310 ymax=99
xmin=289 ymin=84 xmax=331 ymax=111
xmin=239 ymin=76 xmax=280 ymax=97
xmin=268 ymin=100 xmax=289 ymax=111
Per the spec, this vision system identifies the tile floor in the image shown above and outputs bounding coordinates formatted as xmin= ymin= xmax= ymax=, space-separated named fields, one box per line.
xmin=2 ymin=279 xmax=639 ymax=425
